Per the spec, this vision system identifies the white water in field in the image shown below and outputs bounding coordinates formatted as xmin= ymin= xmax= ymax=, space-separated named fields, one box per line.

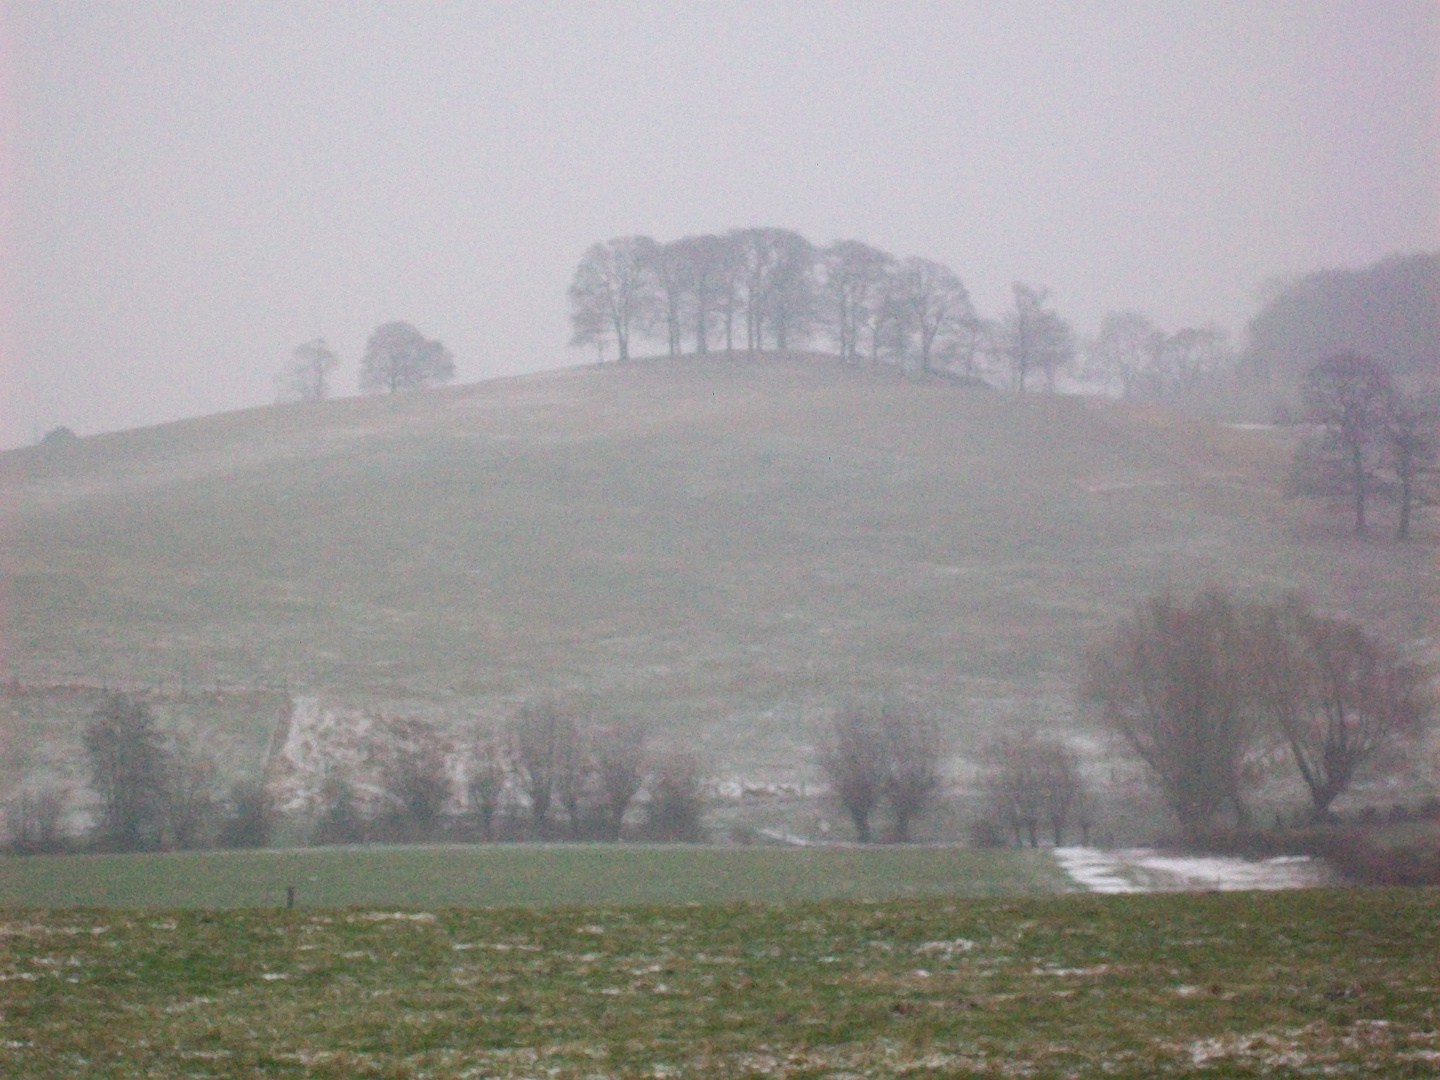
xmin=1054 ymin=847 xmax=1334 ymax=894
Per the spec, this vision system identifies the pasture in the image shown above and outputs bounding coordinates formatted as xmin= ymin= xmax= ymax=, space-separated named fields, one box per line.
xmin=0 ymin=845 xmax=1067 ymax=909
xmin=1 ymin=887 xmax=1436 ymax=1078
xmin=4 ymin=354 xmax=1436 ymax=809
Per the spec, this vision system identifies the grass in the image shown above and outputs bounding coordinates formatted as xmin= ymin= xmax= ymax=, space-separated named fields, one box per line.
xmin=0 ymin=845 xmax=1068 ymax=908
xmin=0 ymin=888 xmax=1437 ymax=1077
xmin=2 ymin=353 xmax=1435 ymax=805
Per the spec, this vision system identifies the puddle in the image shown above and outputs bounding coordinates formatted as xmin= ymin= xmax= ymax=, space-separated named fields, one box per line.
xmin=1054 ymin=846 xmax=1333 ymax=893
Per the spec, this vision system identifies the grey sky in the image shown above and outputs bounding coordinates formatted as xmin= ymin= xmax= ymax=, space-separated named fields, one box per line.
xmin=1 ymin=2 xmax=1435 ymax=445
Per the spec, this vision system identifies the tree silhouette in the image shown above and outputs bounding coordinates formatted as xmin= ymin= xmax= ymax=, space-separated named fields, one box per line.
xmin=359 ymin=322 xmax=454 ymax=393
xmin=1300 ymin=353 xmax=1393 ymax=535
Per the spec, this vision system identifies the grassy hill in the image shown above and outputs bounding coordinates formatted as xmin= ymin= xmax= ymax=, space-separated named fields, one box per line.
xmin=2 ymin=352 xmax=1436 ymax=804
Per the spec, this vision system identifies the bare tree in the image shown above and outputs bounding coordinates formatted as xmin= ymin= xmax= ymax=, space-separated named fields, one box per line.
xmin=1086 ymin=311 xmax=1163 ymax=399
xmin=554 ymin=726 xmax=595 ymax=840
xmin=822 ymin=240 xmax=894 ymax=365
xmin=890 ymin=257 xmax=974 ymax=374
xmin=980 ymin=733 xmax=1045 ymax=846
xmin=85 ymin=694 xmax=171 ymax=852
xmin=869 ymin=275 xmax=910 ymax=367
xmin=359 ymin=322 xmax=454 ymax=393
xmin=672 ymin=234 xmax=734 ymax=355
xmin=642 ymin=752 xmax=705 ymax=842
xmin=568 ymin=293 xmax=610 ymax=363
xmin=310 ymin=768 xmax=366 ymax=845
xmin=275 ymin=338 xmax=340 ymax=403
xmin=818 ymin=703 xmax=887 ymax=842
xmin=712 ymin=233 xmax=748 ymax=353
xmin=1082 ymin=590 xmax=1257 ymax=841
xmin=980 ymin=732 xmax=1086 ymax=847
xmin=510 ymin=700 xmax=578 ymax=838
xmin=568 ymin=236 xmax=659 ymax=362
xmin=466 ymin=729 xmax=507 ymax=841
xmin=371 ymin=716 xmax=452 ymax=841
xmin=647 ymin=241 xmax=687 ymax=357
xmin=592 ymin=721 xmax=648 ymax=841
xmin=819 ymin=699 xmax=944 ymax=843
xmin=881 ymin=703 xmax=942 ymax=843
xmin=216 ymin=778 xmax=272 ymax=849
xmin=1156 ymin=326 xmax=1230 ymax=397
xmin=766 ymin=231 xmax=816 ymax=352
xmin=6 ymin=783 xmax=72 ymax=854
xmin=732 ymin=227 xmax=814 ymax=353
xmin=1251 ymin=597 xmax=1430 ymax=821
xmin=1384 ymin=390 xmax=1439 ymax=541
xmin=1300 ymin=353 xmax=1394 ymax=535
xmin=166 ymin=733 xmax=219 ymax=850
xmin=1036 ymin=740 xmax=1086 ymax=846
xmin=998 ymin=283 xmax=1074 ymax=392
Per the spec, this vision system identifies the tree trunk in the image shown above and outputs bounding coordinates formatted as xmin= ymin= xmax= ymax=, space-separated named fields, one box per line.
xmin=1397 ymin=466 xmax=1413 ymax=541
xmin=1351 ymin=441 xmax=1367 ymax=535
xmin=849 ymin=809 xmax=871 ymax=844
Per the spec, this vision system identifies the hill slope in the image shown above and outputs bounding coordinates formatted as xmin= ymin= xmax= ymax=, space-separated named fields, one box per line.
xmin=2 ymin=354 xmax=1436 ymax=785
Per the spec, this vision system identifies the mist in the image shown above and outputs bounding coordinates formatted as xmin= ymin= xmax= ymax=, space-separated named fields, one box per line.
xmin=1 ymin=2 xmax=1435 ymax=446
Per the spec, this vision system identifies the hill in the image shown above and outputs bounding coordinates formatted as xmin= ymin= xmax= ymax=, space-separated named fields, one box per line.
xmin=2 ymin=353 xmax=1436 ymax=812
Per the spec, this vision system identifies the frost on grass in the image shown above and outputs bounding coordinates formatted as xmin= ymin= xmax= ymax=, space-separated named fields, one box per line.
xmin=914 ymin=937 xmax=975 ymax=958
xmin=0 ymin=893 xmax=1436 ymax=1078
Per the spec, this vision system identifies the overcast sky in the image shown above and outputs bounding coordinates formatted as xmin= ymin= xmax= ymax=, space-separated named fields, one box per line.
xmin=1 ymin=2 xmax=1435 ymax=445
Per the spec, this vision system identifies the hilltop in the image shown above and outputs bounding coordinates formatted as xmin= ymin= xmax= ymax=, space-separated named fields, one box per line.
xmin=2 ymin=353 xmax=1436 ymax=801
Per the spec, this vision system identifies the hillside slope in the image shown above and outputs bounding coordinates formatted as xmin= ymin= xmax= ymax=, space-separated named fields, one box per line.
xmin=2 ymin=354 xmax=1436 ymax=782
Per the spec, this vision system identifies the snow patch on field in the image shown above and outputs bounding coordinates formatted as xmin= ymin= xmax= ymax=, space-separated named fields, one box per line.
xmin=1055 ymin=846 xmax=1333 ymax=893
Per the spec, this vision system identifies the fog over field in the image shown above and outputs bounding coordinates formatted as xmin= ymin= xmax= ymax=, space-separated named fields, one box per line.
xmin=2 ymin=2 xmax=1436 ymax=444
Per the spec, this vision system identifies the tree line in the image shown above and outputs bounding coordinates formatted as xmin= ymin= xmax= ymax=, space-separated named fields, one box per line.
xmin=4 ymin=695 xmax=706 ymax=854
xmin=568 ymin=228 xmax=1251 ymax=401
xmin=568 ymin=229 xmax=1076 ymax=391
xmin=5 ymin=590 xmax=1430 ymax=855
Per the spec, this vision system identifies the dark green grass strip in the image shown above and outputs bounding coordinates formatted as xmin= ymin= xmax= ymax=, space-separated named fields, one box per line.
xmin=0 ymin=889 xmax=1436 ymax=1078
xmin=0 ymin=844 xmax=1066 ymax=908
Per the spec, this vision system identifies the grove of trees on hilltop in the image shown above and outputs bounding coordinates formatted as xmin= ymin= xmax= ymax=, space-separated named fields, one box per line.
xmin=568 ymin=227 xmax=1067 ymax=390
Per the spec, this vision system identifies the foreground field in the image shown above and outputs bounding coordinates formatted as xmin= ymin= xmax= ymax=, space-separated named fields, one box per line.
xmin=0 ymin=845 xmax=1067 ymax=908
xmin=1 ymin=888 xmax=1436 ymax=1078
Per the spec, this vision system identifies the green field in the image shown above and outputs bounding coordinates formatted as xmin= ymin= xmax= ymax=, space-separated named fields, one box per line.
xmin=1 ymin=888 xmax=1436 ymax=1078
xmin=0 ymin=845 xmax=1067 ymax=908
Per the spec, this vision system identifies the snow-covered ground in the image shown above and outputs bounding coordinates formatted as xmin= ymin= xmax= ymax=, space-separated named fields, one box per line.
xmin=1054 ymin=846 xmax=1334 ymax=893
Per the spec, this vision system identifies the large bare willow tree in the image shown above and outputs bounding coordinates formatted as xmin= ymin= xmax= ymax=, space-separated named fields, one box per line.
xmin=1251 ymin=597 xmax=1428 ymax=821
xmin=1082 ymin=591 xmax=1257 ymax=840
xmin=818 ymin=699 xmax=943 ymax=843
